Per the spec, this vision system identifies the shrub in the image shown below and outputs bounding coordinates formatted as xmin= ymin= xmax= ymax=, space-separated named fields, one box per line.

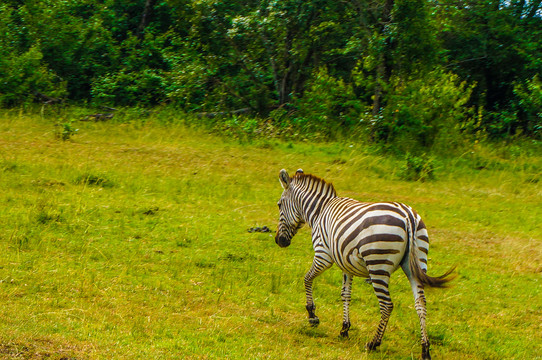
xmin=55 ymin=120 xmax=78 ymax=141
xmin=514 ymin=75 xmax=542 ymax=138
xmin=91 ymin=69 xmax=166 ymax=107
xmin=0 ymin=46 xmax=66 ymax=107
xmin=293 ymin=67 xmax=363 ymax=137
xmin=400 ymin=153 xmax=435 ymax=182
xmin=363 ymin=69 xmax=474 ymax=153
xmin=164 ymin=54 xmax=212 ymax=112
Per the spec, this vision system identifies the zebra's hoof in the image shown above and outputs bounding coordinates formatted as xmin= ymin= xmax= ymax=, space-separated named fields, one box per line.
xmin=422 ymin=345 xmax=431 ymax=360
xmin=366 ymin=341 xmax=380 ymax=351
xmin=340 ymin=321 xmax=350 ymax=338
xmin=308 ymin=317 xmax=320 ymax=327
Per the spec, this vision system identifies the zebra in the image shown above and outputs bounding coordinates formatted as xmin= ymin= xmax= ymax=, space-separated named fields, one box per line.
xmin=274 ymin=169 xmax=455 ymax=360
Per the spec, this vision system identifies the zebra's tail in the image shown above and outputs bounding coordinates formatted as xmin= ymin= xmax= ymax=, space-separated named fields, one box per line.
xmin=407 ymin=217 xmax=457 ymax=288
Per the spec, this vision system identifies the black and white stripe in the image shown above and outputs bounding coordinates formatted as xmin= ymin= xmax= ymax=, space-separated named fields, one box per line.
xmin=275 ymin=169 xmax=455 ymax=360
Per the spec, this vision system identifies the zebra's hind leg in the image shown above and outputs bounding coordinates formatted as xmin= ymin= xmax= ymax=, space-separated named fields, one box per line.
xmin=340 ymin=273 xmax=353 ymax=337
xmin=304 ymin=255 xmax=332 ymax=326
xmin=416 ymin=290 xmax=431 ymax=360
xmin=366 ymin=273 xmax=393 ymax=351
xmin=406 ymin=275 xmax=431 ymax=359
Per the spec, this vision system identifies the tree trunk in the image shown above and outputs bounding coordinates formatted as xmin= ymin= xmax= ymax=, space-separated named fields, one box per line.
xmin=137 ymin=0 xmax=156 ymax=40
xmin=372 ymin=0 xmax=395 ymax=116
xmin=372 ymin=57 xmax=385 ymax=116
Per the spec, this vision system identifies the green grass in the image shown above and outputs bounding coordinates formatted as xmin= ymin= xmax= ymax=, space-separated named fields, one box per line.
xmin=0 ymin=110 xmax=541 ymax=359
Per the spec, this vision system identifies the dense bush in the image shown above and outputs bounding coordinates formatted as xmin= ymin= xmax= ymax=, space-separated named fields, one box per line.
xmin=293 ymin=67 xmax=362 ymax=137
xmin=368 ymin=70 xmax=474 ymax=153
xmin=514 ymin=75 xmax=542 ymax=138
xmin=0 ymin=46 xmax=66 ymax=107
xmin=92 ymin=69 xmax=166 ymax=107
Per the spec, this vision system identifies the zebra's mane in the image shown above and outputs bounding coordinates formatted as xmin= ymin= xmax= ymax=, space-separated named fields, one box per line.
xmin=292 ymin=173 xmax=338 ymax=197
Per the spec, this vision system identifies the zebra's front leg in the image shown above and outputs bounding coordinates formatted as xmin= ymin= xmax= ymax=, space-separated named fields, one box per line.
xmin=304 ymin=255 xmax=332 ymax=326
xmin=340 ymin=273 xmax=353 ymax=338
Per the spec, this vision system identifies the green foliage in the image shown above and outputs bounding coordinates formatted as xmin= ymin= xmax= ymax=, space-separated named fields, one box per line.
xmin=164 ymin=48 xmax=211 ymax=111
xmin=514 ymin=75 xmax=542 ymax=137
xmin=55 ymin=120 xmax=78 ymax=141
xmin=92 ymin=69 xmax=166 ymax=106
xmin=438 ymin=0 xmax=542 ymax=137
xmin=400 ymin=153 xmax=435 ymax=182
xmin=363 ymin=69 xmax=474 ymax=153
xmin=390 ymin=0 xmax=439 ymax=74
xmin=1 ymin=0 xmax=541 ymax=144
xmin=0 ymin=46 xmax=66 ymax=106
xmin=20 ymin=1 xmax=120 ymax=100
xmin=293 ymin=67 xmax=362 ymax=137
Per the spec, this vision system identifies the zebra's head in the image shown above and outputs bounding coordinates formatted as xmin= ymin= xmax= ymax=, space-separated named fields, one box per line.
xmin=275 ymin=169 xmax=305 ymax=248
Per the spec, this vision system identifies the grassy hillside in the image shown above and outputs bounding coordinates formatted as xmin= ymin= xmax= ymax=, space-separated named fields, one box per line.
xmin=0 ymin=110 xmax=541 ymax=359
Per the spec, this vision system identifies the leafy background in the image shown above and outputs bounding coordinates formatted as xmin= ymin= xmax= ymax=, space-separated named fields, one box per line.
xmin=1 ymin=0 xmax=541 ymax=149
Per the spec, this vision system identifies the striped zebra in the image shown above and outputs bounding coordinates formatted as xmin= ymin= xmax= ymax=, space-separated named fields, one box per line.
xmin=275 ymin=169 xmax=455 ymax=360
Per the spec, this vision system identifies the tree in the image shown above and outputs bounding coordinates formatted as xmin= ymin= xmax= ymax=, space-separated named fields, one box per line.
xmin=438 ymin=0 xmax=542 ymax=136
xmin=167 ymin=0 xmax=361 ymax=113
xmin=0 ymin=3 xmax=66 ymax=105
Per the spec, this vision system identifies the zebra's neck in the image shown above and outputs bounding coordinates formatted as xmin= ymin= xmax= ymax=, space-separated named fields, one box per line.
xmin=292 ymin=174 xmax=337 ymax=228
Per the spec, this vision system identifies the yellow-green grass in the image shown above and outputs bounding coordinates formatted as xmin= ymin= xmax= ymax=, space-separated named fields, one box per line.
xmin=0 ymin=110 xmax=540 ymax=359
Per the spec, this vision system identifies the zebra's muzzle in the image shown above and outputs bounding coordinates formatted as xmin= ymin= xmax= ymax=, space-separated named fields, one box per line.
xmin=275 ymin=234 xmax=291 ymax=248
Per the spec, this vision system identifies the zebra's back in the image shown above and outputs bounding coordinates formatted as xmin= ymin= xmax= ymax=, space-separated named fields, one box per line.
xmin=318 ymin=199 xmax=428 ymax=278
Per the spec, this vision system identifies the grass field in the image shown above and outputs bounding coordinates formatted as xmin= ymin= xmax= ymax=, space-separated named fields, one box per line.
xmin=0 ymin=110 xmax=541 ymax=359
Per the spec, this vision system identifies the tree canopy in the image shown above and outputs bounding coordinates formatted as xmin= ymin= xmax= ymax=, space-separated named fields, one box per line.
xmin=1 ymin=0 xmax=541 ymax=143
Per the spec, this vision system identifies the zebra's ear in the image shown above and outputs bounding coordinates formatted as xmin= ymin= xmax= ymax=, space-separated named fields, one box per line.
xmin=296 ymin=169 xmax=303 ymax=174
xmin=279 ymin=169 xmax=290 ymax=190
